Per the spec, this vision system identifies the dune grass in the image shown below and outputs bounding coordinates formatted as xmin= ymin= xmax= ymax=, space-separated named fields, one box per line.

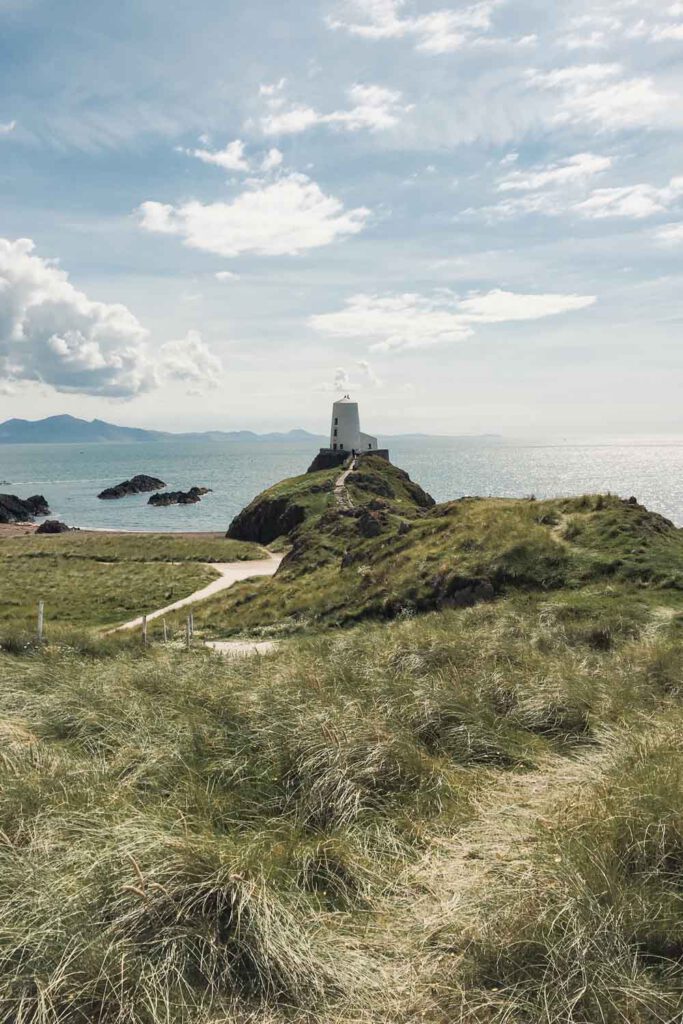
xmin=0 ymin=555 xmax=217 ymax=628
xmin=0 ymin=588 xmax=680 ymax=1022
xmin=0 ymin=530 xmax=264 ymax=563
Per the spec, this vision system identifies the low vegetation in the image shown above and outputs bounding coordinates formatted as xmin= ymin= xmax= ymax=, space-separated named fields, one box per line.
xmin=0 ymin=587 xmax=681 ymax=1022
xmin=0 ymin=458 xmax=680 ymax=1021
xmin=0 ymin=530 xmax=264 ymax=628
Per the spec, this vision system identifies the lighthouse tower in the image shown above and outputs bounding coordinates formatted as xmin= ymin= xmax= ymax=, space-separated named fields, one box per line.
xmin=308 ymin=394 xmax=388 ymax=472
xmin=330 ymin=395 xmax=378 ymax=453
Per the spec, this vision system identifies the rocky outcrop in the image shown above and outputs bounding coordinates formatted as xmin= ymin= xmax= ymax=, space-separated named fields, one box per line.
xmin=0 ymin=493 xmax=51 ymax=523
xmin=98 ymin=475 xmax=165 ymax=499
xmin=148 ymin=487 xmax=211 ymax=507
xmin=36 ymin=519 xmax=72 ymax=534
xmin=228 ymin=495 xmax=308 ymax=544
xmin=307 ymin=450 xmax=349 ymax=473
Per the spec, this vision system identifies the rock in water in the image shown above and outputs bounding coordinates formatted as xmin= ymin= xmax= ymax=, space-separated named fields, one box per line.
xmin=148 ymin=487 xmax=212 ymax=507
xmin=98 ymin=475 xmax=166 ymax=499
xmin=0 ymin=493 xmax=52 ymax=523
xmin=36 ymin=519 xmax=72 ymax=534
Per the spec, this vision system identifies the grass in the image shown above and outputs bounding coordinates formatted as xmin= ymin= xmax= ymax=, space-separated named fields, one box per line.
xmin=0 ymin=585 xmax=680 ymax=1022
xmin=0 ymin=530 xmax=264 ymax=563
xmin=0 ymin=530 xmax=265 ymax=629
xmin=175 ymin=487 xmax=683 ymax=638
xmin=0 ymin=554 xmax=217 ymax=628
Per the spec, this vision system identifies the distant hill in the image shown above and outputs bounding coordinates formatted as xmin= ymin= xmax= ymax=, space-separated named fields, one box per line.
xmin=0 ymin=415 xmax=502 ymax=446
xmin=0 ymin=416 xmax=325 ymax=445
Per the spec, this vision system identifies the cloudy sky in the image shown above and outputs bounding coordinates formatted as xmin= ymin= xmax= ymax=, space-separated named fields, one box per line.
xmin=1 ymin=0 xmax=682 ymax=436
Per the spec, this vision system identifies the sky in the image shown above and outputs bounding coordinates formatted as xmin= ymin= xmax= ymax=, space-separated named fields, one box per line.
xmin=0 ymin=0 xmax=682 ymax=437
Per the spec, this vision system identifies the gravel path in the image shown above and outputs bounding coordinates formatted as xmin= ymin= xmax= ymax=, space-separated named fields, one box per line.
xmin=111 ymin=553 xmax=282 ymax=632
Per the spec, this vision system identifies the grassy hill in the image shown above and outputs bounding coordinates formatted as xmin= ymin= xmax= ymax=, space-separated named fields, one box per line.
xmin=0 ymin=457 xmax=681 ymax=1022
xmin=183 ymin=456 xmax=683 ymax=638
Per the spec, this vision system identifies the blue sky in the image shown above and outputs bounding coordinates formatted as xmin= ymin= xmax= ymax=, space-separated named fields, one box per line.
xmin=1 ymin=0 xmax=682 ymax=435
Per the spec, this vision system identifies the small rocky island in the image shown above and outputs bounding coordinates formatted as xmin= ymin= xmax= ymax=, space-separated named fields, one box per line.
xmin=148 ymin=487 xmax=212 ymax=507
xmin=0 ymin=493 xmax=50 ymax=523
xmin=97 ymin=475 xmax=165 ymax=500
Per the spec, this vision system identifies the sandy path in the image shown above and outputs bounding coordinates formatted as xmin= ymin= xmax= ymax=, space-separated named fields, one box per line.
xmin=111 ymin=554 xmax=282 ymax=632
xmin=334 ymin=457 xmax=357 ymax=509
xmin=205 ymin=639 xmax=279 ymax=657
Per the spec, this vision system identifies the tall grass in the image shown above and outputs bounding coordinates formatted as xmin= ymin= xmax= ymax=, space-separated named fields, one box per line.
xmin=0 ymin=592 xmax=680 ymax=1021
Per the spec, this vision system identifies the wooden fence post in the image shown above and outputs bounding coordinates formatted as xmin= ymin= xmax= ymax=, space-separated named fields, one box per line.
xmin=37 ymin=601 xmax=44 ymax=642
xmin=163 ymin=619 xmax=168 ymax=644
xmin=189 ymin=611 xmax=194 ymax=638
xmin=142 ymin=615 xmax=148 ymax=646
xmin=186 ymin=616 xmax=191 ymax=651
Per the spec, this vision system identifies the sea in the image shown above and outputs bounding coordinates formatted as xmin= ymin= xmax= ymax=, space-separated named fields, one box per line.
xmin=1 ymin=436 xmax=682 ymax=531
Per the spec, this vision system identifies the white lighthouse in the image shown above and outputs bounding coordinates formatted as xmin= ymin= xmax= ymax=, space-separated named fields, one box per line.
xmin=330 ymin=395 xmax=378 ymax=453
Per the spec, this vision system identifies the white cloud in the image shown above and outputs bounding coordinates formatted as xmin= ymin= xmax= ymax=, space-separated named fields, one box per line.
xmin=0 ymin=238 xmax=222 ymax=398
xmin=186 ymin=138 xmax=249 ymax=171
xmin=138 ymin=173 xmax=370 ymax=257
xmin=474 ymin=168 xmax=683 ymax=222
xmin=655 ymin=222 xmax=683 ymax=244
xmin=528 ymin=63 xmax=672 ymax=130
xmin=261 ymin=147 xmax=284 ymax=171
xmin=159 ymin=330 xmax=223 ymax=394
xmin=260 ymin=82 xmax=408 ymax=135
xmin=0 ymin=237 xmax=155 ymax=397
xmin=328 ymin=0 xmax=502 ymax=53
xmin=573 ymin=177 xmax=683 ymax=219
xmin=310 ymin=288 xmax=596 ymax=353
xmin=215 ymin=270 xmax=240 ymax=281
xmin=357 ymin=358 xmax=382 ymax=386
xmin=0 ymin=120 xmax=16 ymax=135
xmin=497 ymin=153 xmax=612 ymax=192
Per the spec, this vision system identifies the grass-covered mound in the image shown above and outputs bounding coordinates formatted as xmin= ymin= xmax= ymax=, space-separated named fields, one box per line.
xmin=0 ymin=532 xmax=264 ymax=629
xmin=0 ymin=591 xmax=681 ymax=1022
xmin=185 ymin=457 xmax=683 ymax=637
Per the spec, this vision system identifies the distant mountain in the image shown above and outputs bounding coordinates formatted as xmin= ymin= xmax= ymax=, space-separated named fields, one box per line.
xmin=0 ymin=415 xmax=503 ymax=446
xmin=0 ymin=415 xmax=326 ymax=445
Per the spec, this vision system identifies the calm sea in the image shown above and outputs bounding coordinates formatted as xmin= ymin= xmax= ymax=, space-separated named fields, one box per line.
xmin=1 ymin=437 xmax=682 ymax=531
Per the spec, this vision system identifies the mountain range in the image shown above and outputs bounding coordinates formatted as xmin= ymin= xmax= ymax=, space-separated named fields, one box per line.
xmin=0 ymin=415 xmax=503 ymax=445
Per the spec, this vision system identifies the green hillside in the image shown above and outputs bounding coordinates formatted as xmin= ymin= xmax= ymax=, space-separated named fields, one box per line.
xmin=0 ymin=457 xmax=681 ymax=1022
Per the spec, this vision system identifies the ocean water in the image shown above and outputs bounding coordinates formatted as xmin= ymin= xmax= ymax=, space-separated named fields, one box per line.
xmin=1 ymin=437 xmax=682 ymax=531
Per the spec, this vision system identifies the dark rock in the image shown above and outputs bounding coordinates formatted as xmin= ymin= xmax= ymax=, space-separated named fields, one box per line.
xmin=228 ymin=495 xmax=307 ymax=543
xmin=24 ymin=494 xmax=50 ymax=516
xmin=357 ymin=510 xmax=385 ymax=538
xmin=148 ymin=487 xmax=212 ymax=507
xmin=398 ymin=520 xmax=411 ymax=536
xmin=36 ymin=519 xmax=72 ymax=534
xmin=307 ymin=450 xmax=349 ymax=473
xmin=432 ymin=572 xmax=495 ymax=609
xmin=98 ymin=475 xmax=166 ymax=499
xmin=0 ymin=493 xmax=51 ymax=524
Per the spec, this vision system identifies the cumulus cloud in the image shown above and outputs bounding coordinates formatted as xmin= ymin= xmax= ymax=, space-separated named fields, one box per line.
xmin=310 ymin=289 xmax=596 ymax=353
xmin=328 ymin=0 xmax=502 ymax=53
xmin=358 ymin=358 xmax=383 ymax=387
xmin=260 ymin=80 xmax=409 ymax=135
xmin=0 ymin=120 xmax=16 ymax=135
xmin=215 ymin=270 xmax=240 ymax=281
xmin=261 ymin=147 xmax=284 ymax=171
xmin=527 ymin=63 xmax=672 ymax=130
xmin=186 ymin=138 xmax=250 ymax=171
xmin=159 ymin=330 xmax=223 ymax=394
xmin=0 ymin=238 xmax=222 ymax=398
xmin=138 ymin=173 xmax=370 ymax=257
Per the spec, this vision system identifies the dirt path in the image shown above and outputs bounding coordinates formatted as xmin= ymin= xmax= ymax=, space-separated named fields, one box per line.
xmin=111 ymin=553 xmax=282 ymax=632
xmin=334 ymin=457 xmax=357 ymax=510
xmin=371 ymin=743 xmax=612 ymax=1015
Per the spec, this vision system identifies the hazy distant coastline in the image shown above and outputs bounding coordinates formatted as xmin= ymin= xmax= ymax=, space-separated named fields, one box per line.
xmin=0 ymin=415 xmax=503 ymax=446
